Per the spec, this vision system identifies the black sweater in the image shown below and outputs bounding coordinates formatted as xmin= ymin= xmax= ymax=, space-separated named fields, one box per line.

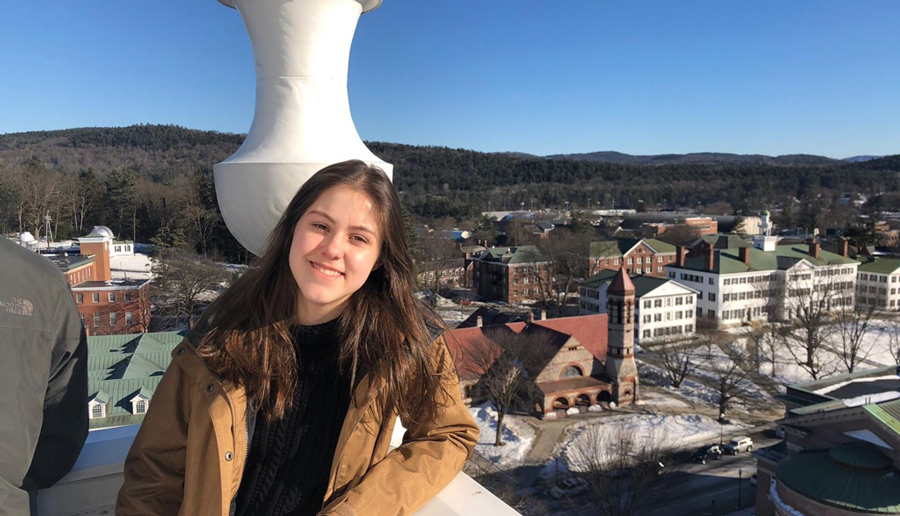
xmin=234 ymin=320 xmax=353 ymax=516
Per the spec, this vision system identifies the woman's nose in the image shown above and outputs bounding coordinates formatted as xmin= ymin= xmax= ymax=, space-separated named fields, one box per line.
xmin=321 ymin=234 xmax=345 ymax=259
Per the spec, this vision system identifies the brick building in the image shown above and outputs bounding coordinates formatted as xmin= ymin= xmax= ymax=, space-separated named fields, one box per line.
xmin=470 ymin=245 xmax=550 ymax=304
xmin=47 ymin=226 xmax=151 ymax=335
xmin=588 ymin=238 xmax=677 ymax=277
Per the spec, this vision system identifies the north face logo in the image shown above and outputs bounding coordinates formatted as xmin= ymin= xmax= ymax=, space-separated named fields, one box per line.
xmin=1 ymin=297 xmax=34 ymax=317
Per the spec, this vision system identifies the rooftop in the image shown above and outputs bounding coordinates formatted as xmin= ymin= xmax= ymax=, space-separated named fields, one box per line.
xmin=669 ymin=243 xmax=858 ymax=274
xmin=72 ymin=279 xmax=150 ymax=289
xmin=858 ymin=256 xmax=900 ymax=275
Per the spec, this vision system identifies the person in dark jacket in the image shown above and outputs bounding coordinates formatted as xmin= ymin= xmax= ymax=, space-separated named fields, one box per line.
xmin=0 ymin=238 xmax=89 ymax=516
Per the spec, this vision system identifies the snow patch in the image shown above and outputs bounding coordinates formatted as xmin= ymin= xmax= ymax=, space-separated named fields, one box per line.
xmin=468 ymin=403 xmax=535 ymax=468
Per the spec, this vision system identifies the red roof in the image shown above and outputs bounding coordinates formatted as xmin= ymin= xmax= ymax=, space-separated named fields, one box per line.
xmin=531 ymin=314 xmax=608 ymax=361
xmin=446 ymin=314 xmax=609 ymax=381
xmin=609 ymin=266 xmax=635 ymax=295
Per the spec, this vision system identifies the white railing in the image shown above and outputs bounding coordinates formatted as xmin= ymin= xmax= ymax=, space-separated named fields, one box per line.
xmin=37 ymin=425 xmax=519 ymax=516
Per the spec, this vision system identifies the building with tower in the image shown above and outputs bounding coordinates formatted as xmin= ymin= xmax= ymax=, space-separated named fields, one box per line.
xmin=45 ymin=226 xmax=151 ymax=335
xmin=604 ymin=267 xmax=640 ymax=405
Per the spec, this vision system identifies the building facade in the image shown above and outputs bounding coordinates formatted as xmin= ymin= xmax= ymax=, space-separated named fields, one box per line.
xmin=588 ymin=238 xmax=677 ymax=277
xmin=47 ymin=226 xmax=151 ymax=335
xmin=470 ymin=245 xmax=550 ymax=304
xmin=579 ymin=269 xmax=698 ymax=344
xmin=666 ymin=239 xmax=858 ymax=329
xmin=856 ymin=257 xmax=900 ymax=311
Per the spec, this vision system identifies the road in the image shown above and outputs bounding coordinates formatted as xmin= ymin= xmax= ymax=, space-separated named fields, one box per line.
xmin=542 ymin=433 xmax=778 ymax=516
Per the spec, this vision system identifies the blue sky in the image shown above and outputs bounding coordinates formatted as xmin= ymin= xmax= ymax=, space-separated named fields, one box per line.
xmin=1 ymin=1 xmax=897 ymax=158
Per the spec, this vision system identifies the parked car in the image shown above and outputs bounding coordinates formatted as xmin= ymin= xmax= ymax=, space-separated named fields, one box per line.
xmin=692 ymin=444 xmax=724 ymax=464
xmin=724 ymin=436 xmax=754 ymax=454
xmin=550 ymin=477 xmax=589 ymax=499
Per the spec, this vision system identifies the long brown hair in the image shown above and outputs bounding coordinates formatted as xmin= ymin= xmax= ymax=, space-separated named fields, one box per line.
xmin=196 ymin=160 xmax=447 ymax=427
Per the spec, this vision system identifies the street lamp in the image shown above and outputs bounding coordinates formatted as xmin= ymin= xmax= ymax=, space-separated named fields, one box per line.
xmin=719 ymin=412 xmax=726 ymax=444
xmin=738 ymin=468 xmax=743 ymax=510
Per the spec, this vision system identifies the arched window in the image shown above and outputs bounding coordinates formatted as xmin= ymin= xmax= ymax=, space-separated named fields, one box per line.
xmin=135 ymin=400 xmax=146 ymax=414
xmin=91 ymin=404 xmax=104 ymax=419
xmin=563 ymin=365 xmax=583 ymax=378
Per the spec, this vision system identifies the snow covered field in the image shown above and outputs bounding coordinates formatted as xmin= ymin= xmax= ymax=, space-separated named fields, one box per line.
xmin=549 ymin=413 xmax=749 ymax=475
xmin=469 ymin=404 xmax=536 ymax=467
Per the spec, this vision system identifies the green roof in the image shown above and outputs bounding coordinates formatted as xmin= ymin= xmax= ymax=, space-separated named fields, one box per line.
xmin=858 ymin=257 xmax=900 ymax=275
xmin=87 ymin=331 xmax=184 ymax=428
xmin=589 ymin=238 xmax=675 ymax=259
xmin=476 ymin=245 xmax=547 ymax=264
xmin=581 ymin=270 xmax=690 ymax=298
xmin=777 ymin=443 xmax=900 ymax=513
xmin=698 ymin=234 xmax=751 ymax=249
xmin=866 ymin=399 xmax=900 ymax=438
xmin=670 ymin=244 xmax=858 ymax=275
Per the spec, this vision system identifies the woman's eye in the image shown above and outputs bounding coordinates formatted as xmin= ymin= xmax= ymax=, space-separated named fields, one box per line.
xmin=352 ymin=235 xmax=369 ymax=244
xmin=312 ymin=223 xmax=328 ymax=231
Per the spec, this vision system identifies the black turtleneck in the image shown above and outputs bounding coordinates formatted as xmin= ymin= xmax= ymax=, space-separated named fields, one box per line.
xmin=234 ymin=319 xmax=353 ymax=516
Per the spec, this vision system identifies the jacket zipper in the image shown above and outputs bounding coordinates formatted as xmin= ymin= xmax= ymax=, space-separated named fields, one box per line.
xmin=229 ymin=399 xmax=254 ymax=516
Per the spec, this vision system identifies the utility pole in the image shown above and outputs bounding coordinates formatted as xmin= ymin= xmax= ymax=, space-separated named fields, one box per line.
xmin=44 ymin=212 xmax=52 ymax=251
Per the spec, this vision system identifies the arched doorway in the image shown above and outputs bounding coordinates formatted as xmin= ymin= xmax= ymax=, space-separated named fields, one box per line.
xmin=576 ymin=394 xmax=591 ymax=406
xmin=553 ymin=397 xmax=569 ymax=410
xmin=598 ymin=391 xmax=612 ymax=404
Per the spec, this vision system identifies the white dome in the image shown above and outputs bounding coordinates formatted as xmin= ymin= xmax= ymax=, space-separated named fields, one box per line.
xmin=19 ymin=232 xmax=35 ymax=243
xmin=88 ymin=226 xmax=115 ymax=239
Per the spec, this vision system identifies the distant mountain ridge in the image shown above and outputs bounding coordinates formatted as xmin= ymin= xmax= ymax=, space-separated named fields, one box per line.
xmin=544 ymin=150 xmax=841 ymax=166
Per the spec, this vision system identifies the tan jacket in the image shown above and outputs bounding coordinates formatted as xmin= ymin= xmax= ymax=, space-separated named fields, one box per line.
xmin=116 ymin=335 xmax=479 ymax=516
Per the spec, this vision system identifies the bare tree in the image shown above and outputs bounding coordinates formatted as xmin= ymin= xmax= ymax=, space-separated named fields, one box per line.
xmin=780 ymin=270 xmax=852 ymax=380
xmin=414 ymin=231 xmax=461 ymax=298
xmin=656 ymin=339 xmax=696 ymax=389
xmin=566 ymin=422 xmax=675 ymax=516
xmin=835 ymin=305 xmax=880 ymax=373
xmin=713 ymin=345 xmax=751 ymax=421
xmin=745 ymin=321 xmax=781 ymax=377
xmin=695 ymin=320 xmax=727 ymax=358
xmin=524 ymin=230 xmax=589 ymax=315
xmin=885 ymin=319 xmax=900 ymax=365
xmin=150 ymin=249 xmax=230 ymax=329
xmin=69 ymin=169 xmax=104 ymax=235
xmin=462 ymin=326 xmax=555 ymax=446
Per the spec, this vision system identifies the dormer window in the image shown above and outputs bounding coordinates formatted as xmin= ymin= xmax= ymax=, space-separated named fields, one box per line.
xmin=88 ymin=399 xmax=107 ymax=419
xmin=130 ymin=391 xmax=151 ymax=415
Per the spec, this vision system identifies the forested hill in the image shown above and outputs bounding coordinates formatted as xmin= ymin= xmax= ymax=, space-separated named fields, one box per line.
xmin=2 ymin=125 xmax=899 ymax=220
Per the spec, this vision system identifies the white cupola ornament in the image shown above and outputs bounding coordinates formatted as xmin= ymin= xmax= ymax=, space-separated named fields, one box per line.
xmin=214 ymin=0 xmax=392 ymax=255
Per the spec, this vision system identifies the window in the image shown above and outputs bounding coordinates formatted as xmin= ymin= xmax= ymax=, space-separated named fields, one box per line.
xmin=636 ymin=257 xmax=642 ymax=264
xmin=76 ymin=293 xmax=83 ymax=304
xmin=644 ymin=300 xmax=652 ymax=309
xmin=91 ymin=404 xmax=104 ymax=419
xmin=709 ymin=278 xmax=714 ymax=285
xmin=708 ymin=310 xmax=716 ymax=319
xmin=643 ymin=315 xmax=651 ymax=323
xmin=686 ymin=310 xmax=692 ymax=318
xmin=676 ymin=311 xmax=683 ymax=319
xmin=654 ymin=299 xmax=662 ymax=308
xmin=658 ymin=256 xmax=664 ymax=263
xmin=627 ymin=258 xmax=633 ymax=264
xmin=676 ymin=297 xmax=683 ymax=305
xmin=614 ymin=259 xmax=620 ymax=265
xmin=135 ymin=400 xmax=146 ymax=414
xmin=654 ymin=314 xmax=662 ymax=322
xmin=666 ymin=298 xmax=672 ymax=306
xmin=93 ymin=314 xmax=100 ymax=327
xmin=643 ymin=330 xmax=651 ymax=338
xmin=563 ymin=366 xmax=583 ymax=378
xmin=125 ymin=312 xmax=133 ymax=326
xmin=92 ymin=293 xmax=100 ymax=303
xmin=708 ymin=293 xmax=716 ymax=302
xmin=110 ymin=312 xmax=117 ymax=326
xmin=109 ymin=292 xmax=116 ymax=302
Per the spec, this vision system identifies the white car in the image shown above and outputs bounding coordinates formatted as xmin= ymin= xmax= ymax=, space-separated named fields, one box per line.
xmin=550 ymin=478 xmax=588 ymax=499
xmin=725 ymin=436 xmax=754 ymax=454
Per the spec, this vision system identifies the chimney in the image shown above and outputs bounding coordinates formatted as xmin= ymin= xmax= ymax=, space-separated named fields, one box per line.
xmin=739 ymin=246 xmax=750 ymax=265
xmin=476 ymin=316 xmax=483 ymax=328
xmin=841 ymin=238 xmax=849 ymax=258
xmin=540 ymin=309 xmax=547 ymax=321
xmin=705 ymin=246 xmax=715 ymax=271
xmin=676 ymin=246 xmax=687 ymax=267
xmin=527 ymin=311 xmax=535 ymax=323
xmin=809 ymin=240 xmax=820 ymax=259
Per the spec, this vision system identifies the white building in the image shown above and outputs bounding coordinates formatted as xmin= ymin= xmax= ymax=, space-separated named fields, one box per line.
xmin=580 ymin=270 xmax=699 ymax=344
xmin=665 ymin=240 xmax=858 ymax=328
xmin=856 ymin=256 xmax=900 ymax=311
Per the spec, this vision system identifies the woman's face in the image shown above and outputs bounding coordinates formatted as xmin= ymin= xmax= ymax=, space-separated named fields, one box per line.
xmin=289 ymin=185 xmax=383 ymax=325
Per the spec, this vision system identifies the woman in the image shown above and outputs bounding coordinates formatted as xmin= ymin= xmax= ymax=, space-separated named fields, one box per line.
xmin=117 ymin=160 xmax=479 ymax=516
